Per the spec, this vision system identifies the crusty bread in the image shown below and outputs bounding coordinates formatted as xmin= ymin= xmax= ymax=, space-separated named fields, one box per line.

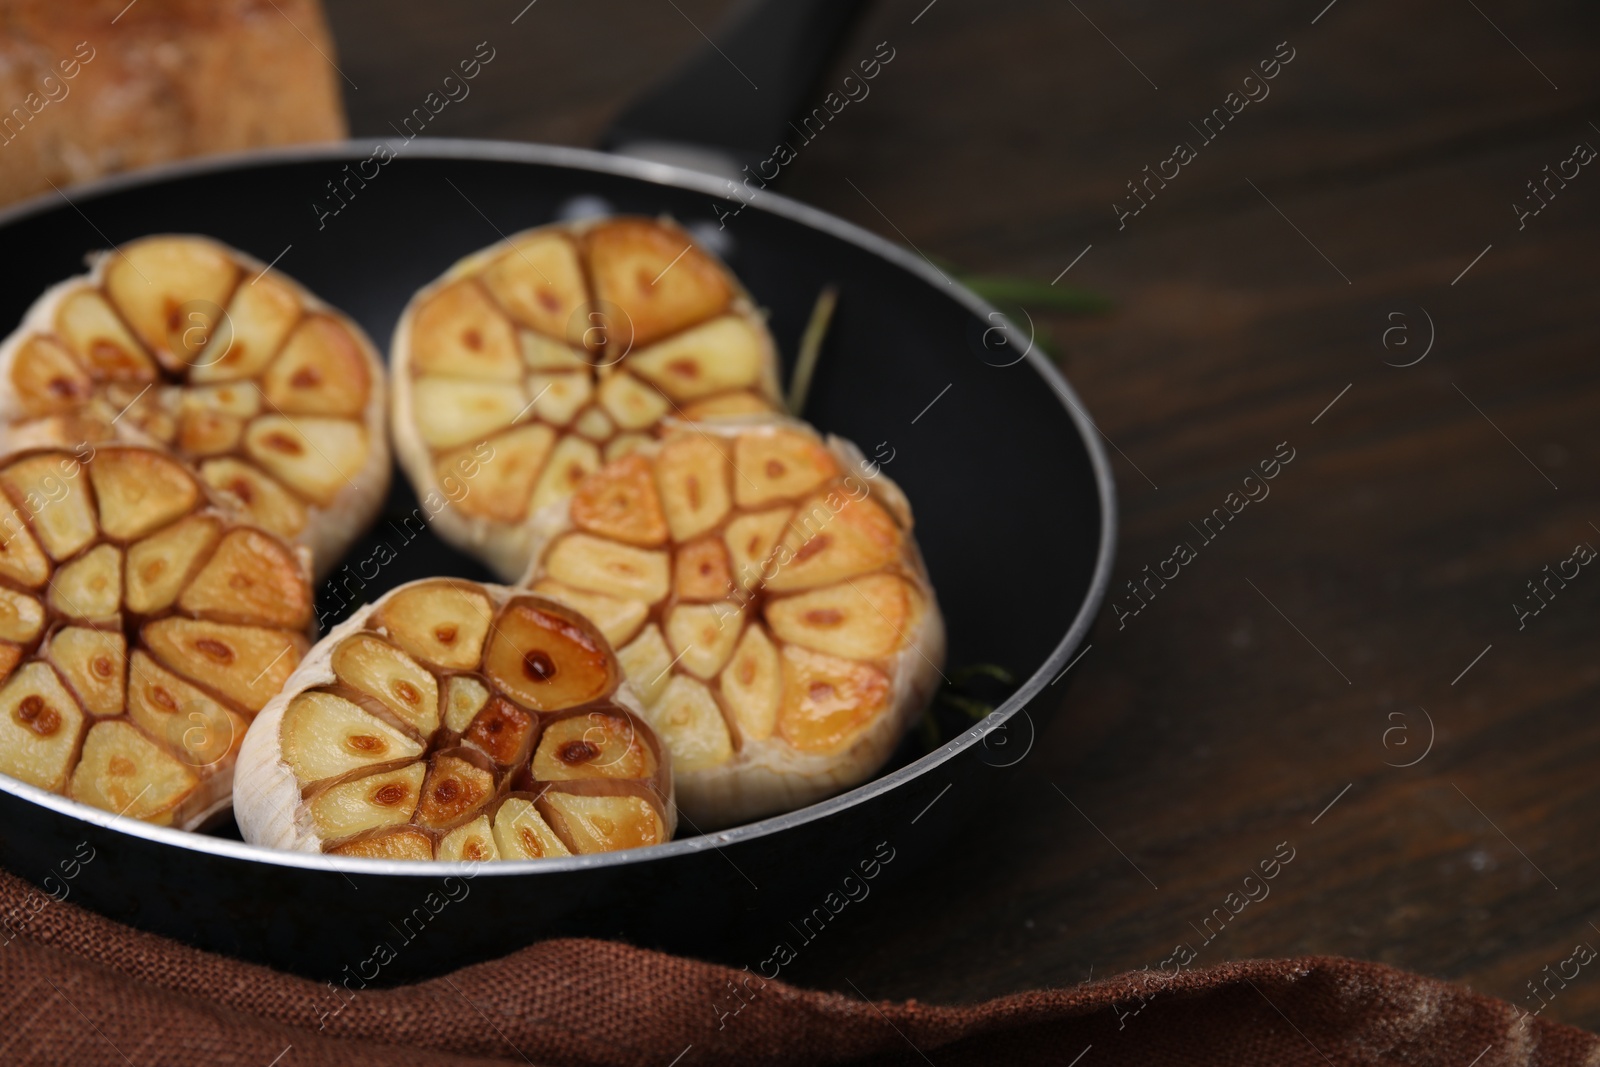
xmin=0 ymin=0 xmax=346 ymax=207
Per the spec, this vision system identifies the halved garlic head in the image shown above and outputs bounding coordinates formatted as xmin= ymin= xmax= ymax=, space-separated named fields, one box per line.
xmin=0 ymin=445 xmax=313 ymax=829
xmin=519 ymin=417 xmax=945 ymax=830
xmin=389 ymin=216 xmax=783 ymax=581
xmin=0 ymin=235 xmax=390 ymax=576
xmin=234 ymin=579 xmax=676 ymax=860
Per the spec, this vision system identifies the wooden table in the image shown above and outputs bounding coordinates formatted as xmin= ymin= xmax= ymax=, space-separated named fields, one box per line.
xmin=326 ymin=0 xmax=1600 ymax=1031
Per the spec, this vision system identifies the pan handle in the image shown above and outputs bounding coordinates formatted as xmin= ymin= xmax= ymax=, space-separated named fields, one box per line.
xmin=601 ymin=0 xmax=871 ymax=180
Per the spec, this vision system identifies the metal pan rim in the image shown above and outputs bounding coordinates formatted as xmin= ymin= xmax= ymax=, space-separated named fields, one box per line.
xmin=0 ymin=137 xmax=1118 ymax=877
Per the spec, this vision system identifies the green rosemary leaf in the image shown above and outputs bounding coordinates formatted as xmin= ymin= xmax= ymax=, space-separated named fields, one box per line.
xmin=937 ymin=692 xmax=997 ymax=721
xmin=959 ymin=275 xmax=1112 ymax=314
xmin=949 ymin=663 xmax=1016 ymax=687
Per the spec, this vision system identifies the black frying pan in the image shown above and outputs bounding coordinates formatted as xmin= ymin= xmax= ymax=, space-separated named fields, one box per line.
xmin=0 ymin=140 xmax=1114 ymax=981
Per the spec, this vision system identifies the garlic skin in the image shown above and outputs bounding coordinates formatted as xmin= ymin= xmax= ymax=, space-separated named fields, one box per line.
xmin=236 ymin=579 xmax=676 ymax=861
xmin=519 ymin=416 xmax=945 ymax=831
xmin=236 ymin=611 xmax=368 ymax=853
xmin=0 ymin=234 xmax=390 ymax=579
xmin=388 ymin=215 xmax=783 ymax=582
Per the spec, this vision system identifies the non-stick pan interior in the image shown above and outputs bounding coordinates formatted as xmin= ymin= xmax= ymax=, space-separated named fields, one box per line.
xmin=0 ymin=143 xmax=1111 ymax=974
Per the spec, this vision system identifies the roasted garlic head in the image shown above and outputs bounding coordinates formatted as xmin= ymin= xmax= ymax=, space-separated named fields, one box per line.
xmin=235 ymin=580 xmax=675 ymax=860
xmin=0 ymin=445 xmax=312 ymax=829
xmin=521 ymin=417 xmax=944 ymax=829
xmin=389 ymin=216 xmax=782 ymax=581
xmin=0 ymin=235 xmax=389 ymax=577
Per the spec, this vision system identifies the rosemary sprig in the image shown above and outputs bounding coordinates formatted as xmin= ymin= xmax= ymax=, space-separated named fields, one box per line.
xmin=919 ymin=662 xmax=1019 ymax=747
xmin=786 ymin=284 xmax=838 ymax=418
xmin=786 ymin=264 xmax=1110 ymax=411
xmin=948 ymin=663 xmax=1016 ymax=688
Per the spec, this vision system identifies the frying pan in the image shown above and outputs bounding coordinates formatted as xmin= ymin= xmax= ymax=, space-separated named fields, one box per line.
xmin=0 ymin=139 xmax=1114 ymax=981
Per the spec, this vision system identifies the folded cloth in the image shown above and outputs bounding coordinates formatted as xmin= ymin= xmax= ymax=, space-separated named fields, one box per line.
xmin=0 ymin=868 xmax=1592 ymax=1066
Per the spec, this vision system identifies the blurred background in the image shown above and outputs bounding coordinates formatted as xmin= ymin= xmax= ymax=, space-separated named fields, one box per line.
xmin=6 ymin=0 xmax=1600 ymax=1031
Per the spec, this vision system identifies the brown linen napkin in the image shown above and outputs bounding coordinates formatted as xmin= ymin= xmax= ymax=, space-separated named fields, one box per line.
xmin=0 ymin=868 xmax=1592 ymax=1066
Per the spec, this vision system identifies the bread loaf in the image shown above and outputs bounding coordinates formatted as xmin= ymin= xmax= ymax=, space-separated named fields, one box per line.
xmin=0 ymin=0 xmax=346 ymax=206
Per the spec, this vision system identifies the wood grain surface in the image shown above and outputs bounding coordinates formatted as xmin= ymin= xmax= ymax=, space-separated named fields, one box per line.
xmin=324 ymin=0 xmax=1600 ymax=1032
